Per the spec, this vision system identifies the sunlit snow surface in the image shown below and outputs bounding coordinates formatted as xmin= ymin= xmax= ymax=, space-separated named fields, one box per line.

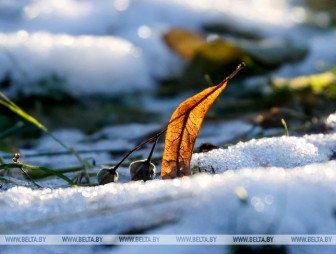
xmin=191 ymin=134 xmax=335 ymax=171
xmin=1 ymin=128 xmax=336 ymax=253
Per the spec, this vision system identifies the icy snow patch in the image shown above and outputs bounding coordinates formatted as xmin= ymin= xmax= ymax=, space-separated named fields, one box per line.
xmin=18 ymin=124 xmax=162 ymax=170
xmin=1 ymin=161 xmax=336 ymax=253
xmin=0 ymin=0 xmax=322 ymax=96
xmin=1 ymin=133 xmax=336 ymax=253
xmin=191 ymin=134 xmax=336 ymax=172
xmin=274 ymin=32 xmax=336 ymax=77
xmin=0 ymin=0 xmax=120 ymax=34
xmin=0 ymin=0 xmax=298 ymax=34
xmin=22 ymin=128 xmax=133 ymax=168
xmin=196 ymin=120 xmax=254 ymax=146
xmin=0 ymin=32 xmax=151 ymax=97
xmin=97 ymin=123 xmax=161 ymax=141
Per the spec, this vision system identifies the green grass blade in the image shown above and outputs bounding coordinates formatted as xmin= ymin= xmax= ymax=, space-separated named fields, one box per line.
xmin=281 ymin=118 xmax=289 ymax=136
xmin=26 ymin=166 xmax=84 ymax=179
xmin=0 ymin=92 xmax=91 ymax=183
xmin=0 ymin=163 xmax=77 ymax=186
xmin=0 ymin=92 xmax=47 ymax=131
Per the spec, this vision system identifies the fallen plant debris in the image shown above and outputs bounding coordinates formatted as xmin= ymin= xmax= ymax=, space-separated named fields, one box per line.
xmin=129 ymin=136 xmax=158 ymax=181
xmin=1 ymin=63 xmax=248 ymax=185
xmin=161 ymin=63 xmax=246 ymax=179
xmin=98 ymin=63 xmax=245 ymax=184
xmin=97 ymin=167 xmax=118 ymax=185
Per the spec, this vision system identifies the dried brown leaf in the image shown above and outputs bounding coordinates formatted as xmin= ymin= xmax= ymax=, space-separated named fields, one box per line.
xmin=161 ymin=63 xmax=245 ymax=179
xmin=163 ymin=28 xmax=206 ymax=60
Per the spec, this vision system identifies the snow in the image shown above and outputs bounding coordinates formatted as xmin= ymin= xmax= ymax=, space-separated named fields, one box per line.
xmin=196 ymin=120 xmax=254 ymax=146
xmin=0 ymin=0 xmax=334 ymax=96
xmin=273 ymin=32 xmax=336 ymax=77
xmin=0 ymin=32 xmax=151 ymax=97
xmin=0 ymin=0 xmax=296 ymax=34
xmin=18 ymin=124 xmax=162 ymax=174
xmin=191 ymin=134 xmax=335 ymax=172
xmin=97 ymin=123 xmax=161 ymax=140
xmin=1 ymin=130 xmax=336 ymax=253
xmin=326 ymin=112 xmax=336 ymax=131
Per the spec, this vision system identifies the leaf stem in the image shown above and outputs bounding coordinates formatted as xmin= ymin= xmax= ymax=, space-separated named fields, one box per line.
xmin=109 ymin=129 xmax=166 ymax=173
xmin=18 ymin=164 xmax=42 ymax=188
xmin=108 ymin=62 xmax=246 ymax=174
xmin=144 ymin=136 xmax=159 ymax=167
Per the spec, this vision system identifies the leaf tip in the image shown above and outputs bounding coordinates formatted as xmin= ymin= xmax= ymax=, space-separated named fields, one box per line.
xmin=226 ymin=62 xmax=246 ymax=81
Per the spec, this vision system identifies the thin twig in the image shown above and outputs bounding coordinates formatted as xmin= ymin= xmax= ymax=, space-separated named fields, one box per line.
xmin=109 ymin=129 xmax=166 ymax=172
xmin=18 ymin=164 xmax=42 ymax=188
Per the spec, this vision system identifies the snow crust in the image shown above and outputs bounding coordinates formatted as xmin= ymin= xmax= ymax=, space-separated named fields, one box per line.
xmin=191 ymin=134 xmax=335 ymax=172
xmin=1 ymin=132 xmax=336 ymax=253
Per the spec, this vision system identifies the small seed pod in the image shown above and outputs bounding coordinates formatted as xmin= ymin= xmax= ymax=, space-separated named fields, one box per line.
xmin=97 ymin=167 xmax=118 ymax=185
xmin=130 ymin=159 xmax=156 ymax=181
xmin=12 ymin=153 xmax=21 ymax=163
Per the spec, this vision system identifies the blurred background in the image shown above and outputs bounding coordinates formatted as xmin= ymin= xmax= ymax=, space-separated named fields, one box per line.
xmin=0 ymin=0 xmax=335 ymax=149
